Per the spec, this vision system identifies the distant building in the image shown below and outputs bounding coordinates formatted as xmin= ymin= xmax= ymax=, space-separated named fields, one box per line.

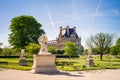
xmin=48 ymin=26 xmax=81 ymax=54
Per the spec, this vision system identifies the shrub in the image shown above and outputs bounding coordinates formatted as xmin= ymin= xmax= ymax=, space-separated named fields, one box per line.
xmin=25 ymin=43 xmax=40 ymax=56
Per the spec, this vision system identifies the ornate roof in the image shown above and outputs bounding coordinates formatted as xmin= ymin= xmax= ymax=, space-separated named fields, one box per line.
xmin=60 ymin=27 xmax=79 ymax=38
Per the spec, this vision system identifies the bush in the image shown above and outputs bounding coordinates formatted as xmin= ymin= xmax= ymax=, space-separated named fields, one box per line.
xmin=56 ymin=50 xmax=64 ymax=55
xmin=48 ymin=46 xmax=56 ymax=54
xmin=56 ymin=55 xmax=79 ymax=58
xmin=25 ymin=43 xmax=40 ymax=56
xmin=64 ymin=42 xmax=78 ymax=57
xmin=0 ymin=47 xmax=20 ymax=56
xmin=0 ymin=56 xmax=19 ymax=58
xmin=110 ymin=46 xmax=118 ymax=55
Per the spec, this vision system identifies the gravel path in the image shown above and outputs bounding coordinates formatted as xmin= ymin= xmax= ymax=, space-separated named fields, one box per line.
xmin=0 ymin=69 xmax=120 ymax=80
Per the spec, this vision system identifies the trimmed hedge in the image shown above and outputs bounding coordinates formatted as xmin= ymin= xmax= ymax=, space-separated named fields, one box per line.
xmin=0 ymin=55 xmax=79 ymax=58
xmin=56 ymin=55 xmax=79 ymax=58
xmin=0 ymin=56 xmax=19 ymax=58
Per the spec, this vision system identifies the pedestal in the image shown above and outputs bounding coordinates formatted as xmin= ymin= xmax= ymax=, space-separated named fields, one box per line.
xmin=86 ymin=55 xmax=94 ymax=66
xmin=31 ymin=55 xmax=57 ymax=73
xmin=19 ymin=49 xmax=27 ymax=66
xmin=19 ymin=58 xmax=27 ymax=66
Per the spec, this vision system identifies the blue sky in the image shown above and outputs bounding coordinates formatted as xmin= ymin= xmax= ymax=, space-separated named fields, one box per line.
xmin=0 ymin=0 xmax=120 ymax=48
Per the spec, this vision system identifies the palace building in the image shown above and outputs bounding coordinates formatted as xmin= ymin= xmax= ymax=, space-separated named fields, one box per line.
xmin=48 ymin=26 xmax=81 ymax=54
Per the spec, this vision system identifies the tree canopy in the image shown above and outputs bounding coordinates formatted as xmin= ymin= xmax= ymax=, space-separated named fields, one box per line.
xmin=86 ymin=33 xmax=114 ymax=60
xmin=64 ymin=42 xmax=78 ymax=58
xmin=48 ymin=46 xmax=56 ymax=54
xmin=86 ymin=36 xmax=94 ymax=49
xmin=79 ymin=44 xmax=84 ymax=54
xmin=110 ymin=38 xmax=120 ymax=55
xmin=9 ymin=15 xmax=45 ymax=48
xmin=25 ymin=43 xmax=40 ymax=56
xmin=116 ymin=38 xmax=120 ymax=46
xmin=0 ymin=42 xmax=2 ymax=48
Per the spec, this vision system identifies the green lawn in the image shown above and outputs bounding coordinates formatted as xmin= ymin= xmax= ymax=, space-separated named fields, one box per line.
xmin=0 ymin=55 xmax=120 ymax=71
xmin=0 ymin=58 xmax=32 ymax=70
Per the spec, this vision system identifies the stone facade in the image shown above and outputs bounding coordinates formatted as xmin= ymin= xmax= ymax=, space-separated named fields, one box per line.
xmin=48 ymin=26 xmax=81 ymax=54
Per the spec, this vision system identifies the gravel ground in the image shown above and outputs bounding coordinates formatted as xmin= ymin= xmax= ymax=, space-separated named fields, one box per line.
xmin=0 ymin=69 xmax=120 ymax=80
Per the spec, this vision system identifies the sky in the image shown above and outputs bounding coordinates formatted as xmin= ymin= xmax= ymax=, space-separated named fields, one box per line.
xmin=0 ymin=0 xmax=120 ymax=48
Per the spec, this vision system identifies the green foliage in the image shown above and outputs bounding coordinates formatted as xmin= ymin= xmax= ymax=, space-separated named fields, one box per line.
xmin=25 ymin=43 xmax=40 ymax=56
xmin=0 ymin=55 xmax=120 ymax=71
xmin=80 ymin=44 xmax=84 ymax=54
xmin=64 ymin=42 xmax=78 ymax=57
xmin=0 ymin=47 xmax=20 ymax=56
xmin=1 ymin=46 xmax=14 ymax=56
xmin=110 ymin=46 xmax=118 ymax=55
xmin=110 ymin=38 xmax=120 ymax=55
xmin=0 ymin=48 xmax=2 ymax=54
xmin=0 ymin=43 xmax=3 ymax=54
xmin=12 ymin=48 xmax=21 ymax=56
xmin=87 ymin=33 xmax=114 ymax=60
xmin=0 ymin=58 xmax=31 ymax=70
xmin=86 ymin=36 xmax=94 ymax=48
xmin=84 ymin=49 xmax=87 ymax=55
xmin=9 ymin=15 xmax=45 ymax=48
xmin=92 ymin=48 xmax=99 ymax=54
xmin=48 ymin=46 xmax=56 ymax=54
xmin=0 ymin=42 xmax=3 ymax=48
xmin=56 ymin=50 xmax=64 ymax=55
xmin=56 ymin=55 xmax=120 ymax=71
xmin=116 ymin=38 xmax=120 ymax=46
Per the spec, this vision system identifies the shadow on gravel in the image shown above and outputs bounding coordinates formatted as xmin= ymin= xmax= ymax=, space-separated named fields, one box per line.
xmin=34 ymin=71 xmax=84 ymax=77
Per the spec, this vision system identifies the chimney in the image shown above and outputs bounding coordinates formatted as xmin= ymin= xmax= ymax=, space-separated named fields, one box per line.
xmin=73 ymin=26 xmax=76 ymax=33
xmin=67 ymin=26 xmax=69 ymax=36
xmin=59 ymin=26 xmax=62 ymax=37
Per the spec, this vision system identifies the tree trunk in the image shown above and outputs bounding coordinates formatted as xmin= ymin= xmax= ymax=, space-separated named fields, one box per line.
xmin=100 ymin=53 xmax=103 ymax=60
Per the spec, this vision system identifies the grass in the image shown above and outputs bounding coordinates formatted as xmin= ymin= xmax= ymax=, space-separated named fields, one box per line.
xmin=0 ymin=58 xmax=32 ymax=70
xmin=0 ymin=55 xmax=120 ymax=71
xmin=56 ymin=55 xmax=120 ymax=71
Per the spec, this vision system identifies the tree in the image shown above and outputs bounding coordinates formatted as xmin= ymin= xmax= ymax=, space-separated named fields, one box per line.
xmin=84 ymin=49 xmax=88 ymax=55
xmin=116 ymin=38 xmax=120 ymax=46
xmin=79 ymin=44 xmax=84 ymax=54
xmin=25 ymin=43 xmax=40 ymax=56
xmin=64 ymin=42 xmax=78 ymax=58
xmin=48 ymin=46 xmax=56 ymax=54
xmin=0 ymin=42 xmax=3 ymax=48
xmin=9 ymin=15 xmax=45 ymax=48
xmin=110 ymin=46 xmax=118 ymax=55
xmin=116 ymin=38 xmax=120 ymax=55
xmin=0 ymin=43 xmax=3 ymax=54
xmin=87 ymin=33 xmax=114 ymax=60
xmin=110 ymin=38 xmax=120 ymax=56
xmin=56 ymin=50 xmax=64 ymax=55
xmin=86 ymin=36 xmax=94 ymax=49
xmin=85 ymin=36 xmax=94 ymax=55
xmin=2 ymin=46 xmax=14 ymax=56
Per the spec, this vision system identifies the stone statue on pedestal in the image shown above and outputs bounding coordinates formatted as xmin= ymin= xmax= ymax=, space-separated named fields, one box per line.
xmin=86 ymin=48 xmax=94 ymax=66
xmin=19 ymin=49 xmax=27 ymax=66
xmin=38 ymin=35 xmax=51 ymax=55
xmin=31 ymin=35 xmax=57 ymax=73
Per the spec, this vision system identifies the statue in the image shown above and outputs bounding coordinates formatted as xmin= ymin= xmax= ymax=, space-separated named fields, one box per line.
xmin=86 ymin=48 xmax=94 ymax=66
xmin=31 ymin=35 xmax=57 ymax=73
xmin=19 ymin=49 xmax=27 ymax=66
xmin=38 ymin=35 xmax=51 ymax=55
